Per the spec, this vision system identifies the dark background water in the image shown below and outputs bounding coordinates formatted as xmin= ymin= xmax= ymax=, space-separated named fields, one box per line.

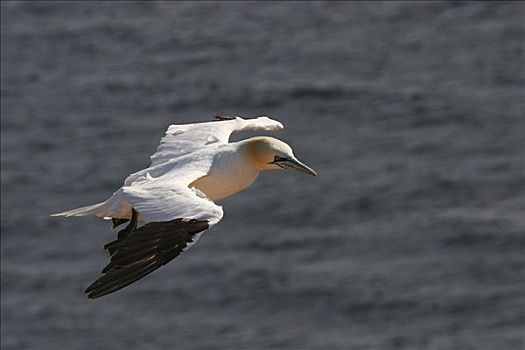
xmin=1 ymin=2 xmax=524 ymax=349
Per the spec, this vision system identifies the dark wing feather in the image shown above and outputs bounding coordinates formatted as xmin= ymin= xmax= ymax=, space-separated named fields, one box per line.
xmin=86 ymin=216 xmax=209 ymax=299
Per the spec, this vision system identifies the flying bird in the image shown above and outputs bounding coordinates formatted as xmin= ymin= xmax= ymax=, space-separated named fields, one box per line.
xmin=52 ymin=116 xmax=317 ymax=299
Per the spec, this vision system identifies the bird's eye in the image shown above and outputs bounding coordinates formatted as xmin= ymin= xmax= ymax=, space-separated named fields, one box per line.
xmin=268 ymin=155 xmax=287 ymax=164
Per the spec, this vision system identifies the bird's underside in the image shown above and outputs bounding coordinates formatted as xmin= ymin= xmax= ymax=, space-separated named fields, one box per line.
xmin=85 ymin=209 xmax=209 ymax=299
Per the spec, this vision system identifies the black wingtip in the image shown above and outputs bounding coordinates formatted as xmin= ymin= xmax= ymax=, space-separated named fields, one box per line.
xmin=85 ymin=217 xmax=210 ymax=299
xmin=86 ymin=288 xmax=110 ymax=299
xmin=85 ymin=280 xmax=112 ymax=299
xmin=86 ymin=292 xmax=98 ymax=299
xmin=85 ymin=279 xmax=101 ymax=294
xmin=86 ymin=290 xmax=106 ymax=299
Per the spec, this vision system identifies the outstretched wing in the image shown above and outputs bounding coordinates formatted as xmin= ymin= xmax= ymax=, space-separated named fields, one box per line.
xmin=85 ymin=183 xmax=223 ymax=299
xmin=150 ymin=116 xmax=283 ymax=166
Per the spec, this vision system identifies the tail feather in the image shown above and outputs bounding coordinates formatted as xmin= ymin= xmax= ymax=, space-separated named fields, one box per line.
xmin=51 ymin=202 xmax=106 ymax=217
xmin=52 ymin=188 xmax=132 ymax=219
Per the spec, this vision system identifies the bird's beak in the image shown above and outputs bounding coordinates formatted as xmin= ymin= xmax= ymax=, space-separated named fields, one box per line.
xmin=280 ymin=157 xmax=318 ymax=177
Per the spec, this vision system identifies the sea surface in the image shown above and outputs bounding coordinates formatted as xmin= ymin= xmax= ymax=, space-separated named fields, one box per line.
xmin=1 ymin=2 xmax=524 ymax=349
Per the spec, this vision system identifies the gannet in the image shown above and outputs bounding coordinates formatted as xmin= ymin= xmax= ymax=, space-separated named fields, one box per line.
xmin=52 ymin=116 xmax=317 ymax=299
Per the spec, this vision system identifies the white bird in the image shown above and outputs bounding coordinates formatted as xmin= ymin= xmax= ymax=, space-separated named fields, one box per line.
xmin=52 ymin=116 xmax=317 ymax=298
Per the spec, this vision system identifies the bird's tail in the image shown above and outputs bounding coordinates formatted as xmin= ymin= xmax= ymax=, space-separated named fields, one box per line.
xmin=51 ymin=188 xmax=131 ymax=219
xmin=51 ymin=202 xmax=106 ymax=217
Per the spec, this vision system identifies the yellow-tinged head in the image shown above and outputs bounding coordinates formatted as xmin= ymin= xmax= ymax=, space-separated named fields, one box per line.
xmin=242 ymin=136 xmax=318 ymax=176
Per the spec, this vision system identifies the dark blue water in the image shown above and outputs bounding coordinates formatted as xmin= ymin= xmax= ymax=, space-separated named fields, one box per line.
xmin=1 ymin=2 xmax=524 ymax=349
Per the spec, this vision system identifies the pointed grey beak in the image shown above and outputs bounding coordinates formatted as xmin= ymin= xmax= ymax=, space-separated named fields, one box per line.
xmin=280 ymin=157 xmax=318 ymax=177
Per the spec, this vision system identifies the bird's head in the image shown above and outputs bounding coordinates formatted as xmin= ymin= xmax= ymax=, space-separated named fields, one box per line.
xmin=242 ymin=136 xmax=318 ymax=176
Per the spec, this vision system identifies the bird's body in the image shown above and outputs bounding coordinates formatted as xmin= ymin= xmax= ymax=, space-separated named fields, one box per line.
xmin=52 ymin=116 xmax=317 ymax=298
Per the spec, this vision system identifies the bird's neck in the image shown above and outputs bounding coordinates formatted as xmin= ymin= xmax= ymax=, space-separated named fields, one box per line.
xmin=237 ymin=137 xmax=276 ymax=172
xmin=189 ymin=145 xmax=260 ymax=202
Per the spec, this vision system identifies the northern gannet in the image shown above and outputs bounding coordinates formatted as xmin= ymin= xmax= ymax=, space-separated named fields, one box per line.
xmin=52 ymin=116 xmax=317 ymax=298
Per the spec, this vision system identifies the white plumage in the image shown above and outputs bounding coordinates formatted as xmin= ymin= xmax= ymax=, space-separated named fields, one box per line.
xmin=52 ymin=116 xmax=316 ymax=298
